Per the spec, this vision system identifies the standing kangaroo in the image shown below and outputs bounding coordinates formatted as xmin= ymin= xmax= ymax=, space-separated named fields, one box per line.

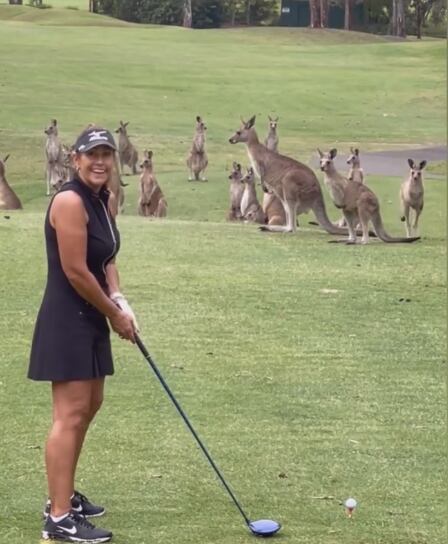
xmin=0 ymin=155 xmax=22 ymax=210
xmin=228 ymin=115 xmax=346 ymax=235
xmin=227 ymin=162 xmax=244 ymax=221
xmin=115 ymin=121 xmax=139 ymax=175
xmin=400 ymin=158 xmax=426 ymax=237
xmin=318 ymin=148 xmax=420 ymax=244
xmin=44 ymin=120 xmax=64 ymax=196
xmin=264 ymin=116 xmax=279 ymax=152
xmin=240 ymin=167 xmax=266 ymax=224
xmin=187 ymin=116 xmax=208 ymax=181
xmin=138 ymin=150 xmax=167 ymax=218
xmin=347 ymin=147 xmax=364 ymax=183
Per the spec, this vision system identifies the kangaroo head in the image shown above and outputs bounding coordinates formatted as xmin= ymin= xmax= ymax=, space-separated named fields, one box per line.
xmin=195 ymin=116 xmax=207 ymax=132
xmin=347 ymin=147 xmax=360 ymax=166
xmin=229 ymin=115 xmax=256 ymax=144
xmin=115 ymin=121 xmax=129 ymax=135
xmin=228 ymin=162 xmax=242 ymax=181
xmin=318 ymin=148 xmax=337 ymax=172
xmin=62 ymin=145 xmax=74 ymax=166
xmin=140 ymin=149 xmax=153 ymax=169
xmin=268 ymin=115 xmax=279 ymax=130
xmin=44 ymin=123 xmax=57 ymax=136
xmin=408 ymin=159 xmax=427 ymax=182
xmin=0 ymin=154 xmax=10 ymax=177
xmin=242 ymin=166 xmax=255 ymax=184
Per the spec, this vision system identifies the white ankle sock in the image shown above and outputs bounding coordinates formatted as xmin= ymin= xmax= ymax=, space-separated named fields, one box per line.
xmin=50 ymin=512 xmax=69 ymax=523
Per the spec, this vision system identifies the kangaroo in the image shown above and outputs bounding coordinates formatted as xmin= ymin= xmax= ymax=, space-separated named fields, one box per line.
xmin=241 ymin=167 xmax=266 ymax=224
xmin=347 ymin=147 xmax=364 ymax=183
xmin=262 ymin=189 xmax=286 ymax=226
xmin=0 ymin=155 xmax=22 ymax=210
xmin=115 ymin=121 xmax=139 ymax=175
xmin=227 ymin=162 xmax=244 ymax=221
xmin=138 ymin=150 xmax=167 ymax=218
xmin=400 ymin=159 xmax=426 ymax=237
xmin=44 ymin=120 xmax=64 ymax=195
xmin=318 ymin=148 xmax=420 ymax=244
xmin=187 ymin=116 xmax=208 ymax=181
xmin=228 ymin=115 xmax=347 ymax=235
xmin=264 ymin=116 xmax=279 ymax=152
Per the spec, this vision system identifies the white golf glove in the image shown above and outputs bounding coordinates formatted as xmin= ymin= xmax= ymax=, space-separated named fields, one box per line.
xmin=110 ymin=292 xmax=140 ymax=332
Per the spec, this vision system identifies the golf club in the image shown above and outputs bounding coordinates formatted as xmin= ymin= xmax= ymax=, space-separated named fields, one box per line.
xmin=134 ymin=333 xmax=281 ymax=537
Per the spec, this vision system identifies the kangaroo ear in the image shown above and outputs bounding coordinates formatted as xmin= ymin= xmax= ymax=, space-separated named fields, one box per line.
xmin=317 ymin=148 xmax=323 ymax=158
xmin=237 ymin=163 xmax=241 ymax=171
xmin=52 ymin=119 xmax=57 ymax=126
xmin=329 ymin=148 xmax=337 ymax=159
xmin=268 ymin=115 xmax=272 ymax=121
xmin=274 ymin=116 xmax=279 ymax=122
xmin=119 ymin=120 xmax=123 ymax=126
xmin=148 ymin=150 xmax=153 ymax=158
xmin=354 ymin=148 xmax=359 ymax=156
xmin=196 ymin=115 xmax=201 ymax=123
xmin=408 ymin=158 xmax=415 ymax=168
xmin=350 ymin=146 xmax=354 ymax=154
xmin=419 ymin=160 xmax=427 ymax=170
xmin=246 ymin=115 xmax=256 ymax=129
xmin=232 ymin=161 xmax=237 ymax=169
xmin=124 ymin=122 xmax=129 ymax=128
xmin=3 ymin=154 xmax=10 ymax=162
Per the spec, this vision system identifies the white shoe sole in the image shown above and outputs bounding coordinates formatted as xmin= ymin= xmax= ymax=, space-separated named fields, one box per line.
xmin=42 ymin=530 xmax=111 ymax=543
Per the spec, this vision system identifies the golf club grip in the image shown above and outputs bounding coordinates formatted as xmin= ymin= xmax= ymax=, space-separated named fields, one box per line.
xmin=134 ymin=334 xmax=250 ymax=525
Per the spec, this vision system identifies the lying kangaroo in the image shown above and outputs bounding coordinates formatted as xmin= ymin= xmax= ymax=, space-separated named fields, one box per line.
xmin=264 ymin=116 xmax=279 ymax=152
xmin=115 ymin=121 xmax=139 ymax=175
xmin=347 ymin=147 xmax=364 ymax=183
xmin=44 ymin=119 xmax=63 ymax=195
xmin=0 ymin=155 xmax=22 ymax=210
xmin=400 ymin=159 xmax=426 ymax=237
xmin=227 ymin=162 xmax=244 ymax=221
xmin=138 ymin=150 xmax=167 ymax=218
xmin=187 ymin=116 xmax=208 ymax=181
xmin=229 ymin=115 xmax=346 ymax=235
xmin=318 ymin=148 xmax=420 ymax=244
xmin=241 ymin=167 xmax=266 ymax=224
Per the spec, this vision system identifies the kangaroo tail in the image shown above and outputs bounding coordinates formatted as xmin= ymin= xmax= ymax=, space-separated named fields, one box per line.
xmin=311 ymin=197 xmax=348 ymax=235
xmin=372 ymin=211 xmax=419 ymax=243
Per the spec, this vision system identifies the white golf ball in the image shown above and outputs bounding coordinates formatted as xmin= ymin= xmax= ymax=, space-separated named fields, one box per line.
xmin=345 ymin=498 xmax=357 ymax=509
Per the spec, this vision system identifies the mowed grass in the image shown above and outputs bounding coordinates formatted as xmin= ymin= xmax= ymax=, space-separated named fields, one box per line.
xmin=0 ymin=8 xmax=446 ymax=544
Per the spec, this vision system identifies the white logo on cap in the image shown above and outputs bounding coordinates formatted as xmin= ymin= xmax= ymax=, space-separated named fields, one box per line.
xmin=88 ymin=130 xmax=109 ymax=142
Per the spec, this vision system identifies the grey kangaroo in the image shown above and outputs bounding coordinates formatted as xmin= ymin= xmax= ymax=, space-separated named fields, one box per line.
xmin=44 ymin=119 xmax=64 ymax=195
xmin=264 ymin=116 xmax=279 ymax=152
xmin=115 ymin=121 xmax=139 ymax=175
xmin=229 ymin=115 xmax=346 ymax=235
xmin=400 ymin=158 xmax=426 ymax=237
xmin=227 ymin=162 xmax=244 ymax=221
xmin=138 ymin=150 xmax=167 ymax=218
xmin=241 ymin=167 xmax=266 ymax=224
xmin=0 ymin=155 xmax=22 ymax=210
xmin=347 ymin=147 xmax=364 ymax=183
xmin=187 ymin=116 xmax=208 ymax=181
xmin=318 ymin=148 xmax=420 ymax=244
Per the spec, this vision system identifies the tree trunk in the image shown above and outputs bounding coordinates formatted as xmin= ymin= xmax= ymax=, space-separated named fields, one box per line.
xmin=320 ymin=0 xmax=328 ymax=27
xmin=309 ymin=0 xmax=321 ymax=28
xmin=397 ymin=0 xmax=406 ymax=37
xmin=183 ymin=0 xmax=192 ymax=28
xmin=344 ymin=0 xmax=351 ymax=30
xmin=416 ymin=0 xmax=423 ymax=39
xmin=391 ymin=0 xmax=398 ymax=34
xmin=246 ymin=0 xmax=251 ymax=25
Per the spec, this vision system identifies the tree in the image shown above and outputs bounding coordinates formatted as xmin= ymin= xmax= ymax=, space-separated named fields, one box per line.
xmin=391 ymin=0 xmax=407 ymax=37
xmin=309 ymin=0 xmax=321 ymax=27
xmin=344 ymin=0 xmax=353 ymax=29
xmin=320 ymin=0 xmax=329 ymax=27
xmin=409 ymin=0 xmax=437 ymax=38
xmin=183 ymin=0 xmax=193 ymax=27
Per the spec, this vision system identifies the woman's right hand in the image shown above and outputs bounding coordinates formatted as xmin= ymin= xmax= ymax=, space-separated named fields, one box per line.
xmin=109 ymin=310 xmax=135 ymax=342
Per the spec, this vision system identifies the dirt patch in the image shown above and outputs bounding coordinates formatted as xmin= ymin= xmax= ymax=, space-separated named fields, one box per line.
xmin=309 ymin=146 xmax=446 ymax=178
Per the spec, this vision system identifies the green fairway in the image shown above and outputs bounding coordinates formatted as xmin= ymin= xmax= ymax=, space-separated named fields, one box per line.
xmin=0 ymin=7 xmax=446 ymax=544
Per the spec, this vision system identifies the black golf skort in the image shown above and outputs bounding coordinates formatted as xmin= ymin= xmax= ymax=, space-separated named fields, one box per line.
xmin=28 ymin=178 xmax=120 ymax=382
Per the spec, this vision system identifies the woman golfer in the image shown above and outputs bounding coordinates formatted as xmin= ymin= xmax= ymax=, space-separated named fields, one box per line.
xmin=29 ymin=126 xmax=137 ymax=542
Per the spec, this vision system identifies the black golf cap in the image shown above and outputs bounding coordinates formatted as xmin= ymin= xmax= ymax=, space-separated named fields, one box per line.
xmin=74 ymin=128 xmax=117 ymax=153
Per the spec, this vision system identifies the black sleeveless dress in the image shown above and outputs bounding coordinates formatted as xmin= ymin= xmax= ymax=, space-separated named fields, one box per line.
xmin=28 ymin=178 xmax=120 ymax=382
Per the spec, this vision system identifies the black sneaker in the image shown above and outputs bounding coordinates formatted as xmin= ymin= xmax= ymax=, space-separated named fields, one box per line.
xmin=42 ymin=512 xmax=112 ymax=542
xmin=44 ymin=491 xmax=105 ymax=519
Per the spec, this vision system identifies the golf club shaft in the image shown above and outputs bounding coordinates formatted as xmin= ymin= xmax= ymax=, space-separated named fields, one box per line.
xmin=135 ymin=334 xmax=251 ymax=526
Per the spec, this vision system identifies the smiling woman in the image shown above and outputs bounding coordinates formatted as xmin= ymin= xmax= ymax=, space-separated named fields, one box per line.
xmin=27 ymin=126 xmax=138 ymax=543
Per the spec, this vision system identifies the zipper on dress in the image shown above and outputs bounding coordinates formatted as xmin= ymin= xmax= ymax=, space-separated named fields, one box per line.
xmin=99 ymin=200 xmax=117 ymax=274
